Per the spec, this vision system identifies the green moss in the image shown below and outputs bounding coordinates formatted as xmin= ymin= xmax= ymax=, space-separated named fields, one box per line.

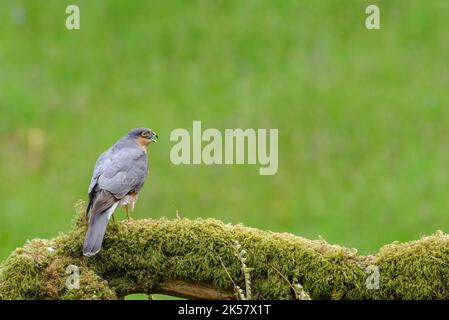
xmin=0 ymin=238 xmax=115 ymax=300
xmin=1 ymin=215 xmax=449 ymax=299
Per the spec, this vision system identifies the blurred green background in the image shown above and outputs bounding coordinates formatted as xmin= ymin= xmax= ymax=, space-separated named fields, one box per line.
xmin=1 ymin=0 xmax=449 ymax=276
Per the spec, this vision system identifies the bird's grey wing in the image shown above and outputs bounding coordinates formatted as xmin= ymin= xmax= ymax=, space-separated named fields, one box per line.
xmin=86 ymin=149 xmax=113 ymax=215
xmin=97 ymin=146 xmax=148 ymax=199
xmin=88 ymin=149 xmax=111 ymax=195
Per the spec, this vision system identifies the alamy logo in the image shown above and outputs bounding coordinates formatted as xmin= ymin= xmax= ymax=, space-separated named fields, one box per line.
xmin=365 ymin=265 xmax=380 ymax=290
xmin=65 ymin=264 xmax=80 ymax=290
xmin=65 ymin=5 xmax=80 ymax=30
xmin=365 ymin=5 xmax=380 ymax=30
xmin=170 ymin=121 xmax=278 ymax=175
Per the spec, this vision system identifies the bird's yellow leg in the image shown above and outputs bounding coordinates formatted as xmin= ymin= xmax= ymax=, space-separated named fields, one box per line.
xmin=125 ymin=206 xmax=132 ymax=220
xmin=110 ymin=214 xmax=119 ymax=230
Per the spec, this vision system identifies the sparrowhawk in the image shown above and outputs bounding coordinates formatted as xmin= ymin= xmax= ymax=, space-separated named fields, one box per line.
xmin=83 ymin=128 xmax=158 ymax=256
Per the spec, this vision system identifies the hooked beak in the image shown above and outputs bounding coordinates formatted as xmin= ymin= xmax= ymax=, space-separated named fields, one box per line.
xmin=151 ymin=132 xmax=158 ymax=143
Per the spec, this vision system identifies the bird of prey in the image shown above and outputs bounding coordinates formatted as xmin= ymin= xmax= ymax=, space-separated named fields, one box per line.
xmin=83 ymin=128 xmax=158 ymax=257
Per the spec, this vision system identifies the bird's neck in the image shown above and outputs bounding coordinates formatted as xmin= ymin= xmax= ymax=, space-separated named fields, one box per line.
xmin=134 ymin=137 xmax=149 ymax=153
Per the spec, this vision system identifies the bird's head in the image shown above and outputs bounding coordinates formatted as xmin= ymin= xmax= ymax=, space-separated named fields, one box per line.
xmin=127 ymin=128 xmax=158 ymax=147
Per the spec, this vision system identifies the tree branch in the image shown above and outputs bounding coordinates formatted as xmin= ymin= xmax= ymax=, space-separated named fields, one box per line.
xmin=154 ymin=280 xmax=235 ymax=300
xmin=1 ymin=212 xmax=449 ymax=300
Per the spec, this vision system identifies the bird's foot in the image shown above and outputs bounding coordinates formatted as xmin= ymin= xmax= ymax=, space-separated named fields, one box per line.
xmin=110 ymin=215 xmax=120 ymax=229
xmin=124 ymin=207 xmax=133 ymax=221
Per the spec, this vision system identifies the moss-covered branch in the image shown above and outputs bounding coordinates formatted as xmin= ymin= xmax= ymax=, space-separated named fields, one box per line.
xmin=1 ymin=211 xmax=449 ymax=300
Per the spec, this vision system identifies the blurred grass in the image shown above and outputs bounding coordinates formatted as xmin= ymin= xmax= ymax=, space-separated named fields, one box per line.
xmin=1 ymin=0 xmax=449 ymax=278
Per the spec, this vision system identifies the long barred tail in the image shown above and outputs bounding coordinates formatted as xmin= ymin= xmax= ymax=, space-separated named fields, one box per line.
xmin=83 ymin=202 xmax=118 ymax=257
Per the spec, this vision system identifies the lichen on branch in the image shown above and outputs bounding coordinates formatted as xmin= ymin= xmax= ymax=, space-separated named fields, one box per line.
xmin=1 ymin=207 xmax=449 ymax=300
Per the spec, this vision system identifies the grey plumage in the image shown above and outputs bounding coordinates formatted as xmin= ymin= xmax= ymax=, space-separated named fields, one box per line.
xmin=83 ymin=128 xmax=157 ymax=257
xmin=83 ymin=202 xmax=118 ymax=256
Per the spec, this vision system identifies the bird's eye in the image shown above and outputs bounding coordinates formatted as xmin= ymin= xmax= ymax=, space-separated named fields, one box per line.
xmin=141 ymin=131 xmax=150 ymax=137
